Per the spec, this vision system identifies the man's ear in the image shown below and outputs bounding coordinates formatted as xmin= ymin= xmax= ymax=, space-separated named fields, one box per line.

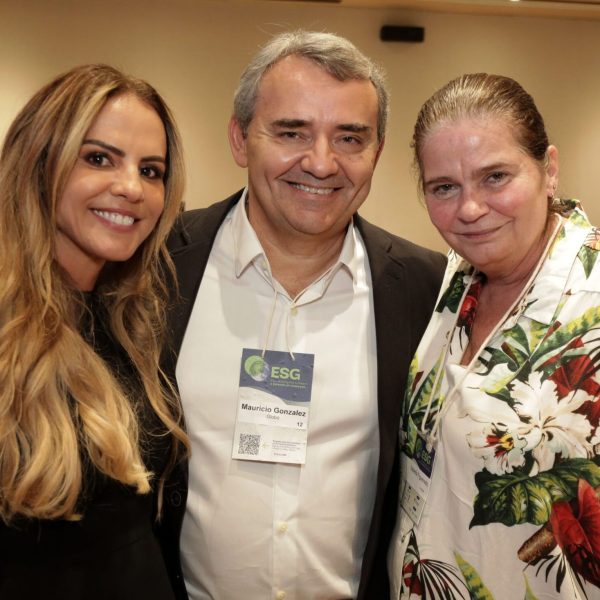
xmin=228 ymin=116 xmax=248 ymax=168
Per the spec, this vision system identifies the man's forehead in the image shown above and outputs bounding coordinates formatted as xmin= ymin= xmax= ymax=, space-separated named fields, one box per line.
xmin=254 ymin=56 xmax=378 ymax=126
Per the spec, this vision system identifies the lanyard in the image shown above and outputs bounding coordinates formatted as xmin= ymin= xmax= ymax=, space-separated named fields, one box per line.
xmin=420 ymin=217 xmax=564 ymax=447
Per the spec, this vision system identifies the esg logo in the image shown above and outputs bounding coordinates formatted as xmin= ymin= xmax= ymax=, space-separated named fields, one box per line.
xmin=270 ymin=366 xmax=301 ymax=381
xmin=244 ymin=354 xmax=301 ymax=382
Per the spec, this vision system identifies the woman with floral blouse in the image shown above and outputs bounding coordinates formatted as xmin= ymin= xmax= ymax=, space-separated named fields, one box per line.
xmin=388 ymin=73 xmax=600 ymax=599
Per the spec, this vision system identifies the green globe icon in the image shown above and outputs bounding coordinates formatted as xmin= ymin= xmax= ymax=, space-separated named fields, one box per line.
xmin=244 ymin=355 xmax=270 ymax=382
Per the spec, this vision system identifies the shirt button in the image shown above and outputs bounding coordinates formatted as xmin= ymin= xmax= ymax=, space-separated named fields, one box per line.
xmin=276 ymin=592 xmax=286 ymax=600
xmin=290 ymin=307 xmax=298 ymax=316
xmin=277 ymin=522 xmax=288 ymax=533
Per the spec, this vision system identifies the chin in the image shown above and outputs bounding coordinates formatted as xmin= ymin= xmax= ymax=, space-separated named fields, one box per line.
xmin=98 ymin=248 xmax=139 ymax=264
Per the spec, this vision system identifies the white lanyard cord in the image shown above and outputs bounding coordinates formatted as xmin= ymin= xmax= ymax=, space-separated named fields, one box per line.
xmin=286 ymin=300 xmax=297 ymax=361
xmin=424 ymin=216 xmax=563 ymax=445
xmin=419 ymin=277 xmax=473 ymax=442
xmin=261 ymin=287 xmax=279 ymax=358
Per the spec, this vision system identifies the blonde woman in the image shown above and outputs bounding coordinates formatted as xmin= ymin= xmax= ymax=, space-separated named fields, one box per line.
xmin=0 ymin=64 xmax=189 ymax=599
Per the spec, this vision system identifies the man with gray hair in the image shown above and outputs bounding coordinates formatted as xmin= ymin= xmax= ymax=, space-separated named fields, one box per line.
xmin=161 ymin=30 xmax=445 ymax=599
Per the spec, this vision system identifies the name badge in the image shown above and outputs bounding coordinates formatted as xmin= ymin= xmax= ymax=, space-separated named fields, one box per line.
xmin=232 ymin=348 xmax=314 ymax=465
xmin=400 ymin=432 xmax=436 ymax=527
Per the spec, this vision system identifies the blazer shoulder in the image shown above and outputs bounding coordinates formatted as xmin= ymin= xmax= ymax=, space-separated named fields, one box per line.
xmin=357 ymin=216 xmax=446 ymax=277
xmin=167 ymin=190 xmax=243 ymax=252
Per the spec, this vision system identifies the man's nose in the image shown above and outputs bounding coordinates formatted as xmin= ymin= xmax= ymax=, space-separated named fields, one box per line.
xmin=300 ymin=136 xmax=339 ymax=179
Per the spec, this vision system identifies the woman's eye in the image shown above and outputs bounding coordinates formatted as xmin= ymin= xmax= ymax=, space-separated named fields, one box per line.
xmin=432 ymin=183 xmax=456 ymax=196
xmin=84 ymin=152 xmax=110 ymax=167
xmin=488 ymin=172 xmax=507 ymax=184
xmin=140 ymin=165 xmax=164 ymax=180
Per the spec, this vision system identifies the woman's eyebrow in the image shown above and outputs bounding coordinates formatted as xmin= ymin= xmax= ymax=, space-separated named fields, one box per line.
xmin=82 ymin=138 xmax=166 ymax=164
xmin=82 ymin=138 xmax=124 ymax=157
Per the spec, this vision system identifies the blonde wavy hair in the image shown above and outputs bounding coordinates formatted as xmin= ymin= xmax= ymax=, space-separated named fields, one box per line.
xmin=0 ymin=64 xmax=189 ymax=522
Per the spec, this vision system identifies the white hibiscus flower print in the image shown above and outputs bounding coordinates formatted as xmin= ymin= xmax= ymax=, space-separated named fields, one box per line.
xmin=464 ymin=372 xmax=593 ymax=475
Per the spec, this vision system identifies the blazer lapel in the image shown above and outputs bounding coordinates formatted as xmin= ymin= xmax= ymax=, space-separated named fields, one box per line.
xmin=355 ymin=216 xmax=412 ymax=598
xmin=357 ymin=216 xmax=410 ymax=487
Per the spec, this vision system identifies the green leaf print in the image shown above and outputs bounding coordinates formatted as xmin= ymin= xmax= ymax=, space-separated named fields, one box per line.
xmin=479 ymin=347 xmax=516 ymax=375
xmin=478 ymin=347 xmax=527 ymax=400
xmin=504 ymin=324 xmax=530 ymax=356
xmin=406 ymin=355 xmax=419 ymax=397
xmin=436 ymin=270 xmax=467 ymax=314
xmin=486 ymin=386 xmax=513 ymax=404
xmin=577 ymin=245 xmax=598 ymax=279
xmin=501 ymin=342 xmax=530 ymax=371
xmin=454 ymin=552 xmax=494 ymax=600
xmin=537 ymin=347 xmax=592 ymax=381
xmin=528 ymin=321 xmax=548 ymax=354
xmin=531 ymin=306 xmax=600 ymax=370
xmin=569 ymin=203 xmax=591 ymax=227
xmin=402 ymin=420 xmax=419 ymax=456
xmin=408 ymin=356 xmax=444 ymax=427
xmin=480 ymin=361 xmax=523 ymax=399
xmin=471 ymin=459 xmax=600 ymax=527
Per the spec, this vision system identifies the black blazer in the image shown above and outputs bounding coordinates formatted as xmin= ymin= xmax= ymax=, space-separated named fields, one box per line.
xmin=158 ymin=190 xmax=446 ymax=600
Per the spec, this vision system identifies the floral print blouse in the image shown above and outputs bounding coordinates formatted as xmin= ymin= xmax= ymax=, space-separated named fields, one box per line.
xmin=388 ymin=200 xmax=600 ymax=600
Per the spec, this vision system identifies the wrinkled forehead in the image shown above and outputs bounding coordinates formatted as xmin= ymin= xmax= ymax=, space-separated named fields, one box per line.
xmin=420 ymin=114 xmax=525 ymax=157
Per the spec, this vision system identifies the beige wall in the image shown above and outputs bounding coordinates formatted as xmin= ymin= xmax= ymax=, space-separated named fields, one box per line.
xmin=2 ymin=0 xmax=600 ymax=252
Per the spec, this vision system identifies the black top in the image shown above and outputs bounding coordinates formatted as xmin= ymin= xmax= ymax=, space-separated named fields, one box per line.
xmin=0 ymin=295 xmax=175 ymax=600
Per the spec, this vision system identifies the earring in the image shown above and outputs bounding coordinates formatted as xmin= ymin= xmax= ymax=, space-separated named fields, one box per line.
xmin=547 ymin=183 xmax=560 ymax=213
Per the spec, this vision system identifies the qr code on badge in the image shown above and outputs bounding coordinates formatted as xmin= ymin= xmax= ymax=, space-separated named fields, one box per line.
xmin=238 ymin=433 xmax=261 ymax=456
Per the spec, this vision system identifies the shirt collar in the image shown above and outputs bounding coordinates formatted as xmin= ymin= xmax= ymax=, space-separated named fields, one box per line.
xmin=230 ymin=187 xmax=360 ymax=283
xmin=517 ymin=201 xmax=592 ymax=326
xmin=231 ymin=188 xmax=263 ymax=278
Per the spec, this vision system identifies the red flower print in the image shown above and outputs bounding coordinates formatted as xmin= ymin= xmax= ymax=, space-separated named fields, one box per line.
xmin=550 ymin=479 xmax=600 ymax=587
xmin=546 ymin=337 xmax=600 ymax=428
xmin=402 ymin=560 xmax=424 ymax=596
xmin=547 ymin=337 xmax=600 ymax=397
xmin=486 ymin=427 xmax=517 ymax=458
xmin=579 ymin=399 xmax=600 ymax=431
xmin=457 ymin=280 xmax=482 ymax=339
xmin=411 ymin=370 xmax=424 ymax=395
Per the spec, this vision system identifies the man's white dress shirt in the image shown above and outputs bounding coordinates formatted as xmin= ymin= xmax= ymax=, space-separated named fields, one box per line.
xmin=177 ymin=192 xmax=379 ymax=600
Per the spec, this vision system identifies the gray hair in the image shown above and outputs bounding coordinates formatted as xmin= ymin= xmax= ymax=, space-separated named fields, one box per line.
xmin=233 ymin=30 xmax=389 ymax=143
